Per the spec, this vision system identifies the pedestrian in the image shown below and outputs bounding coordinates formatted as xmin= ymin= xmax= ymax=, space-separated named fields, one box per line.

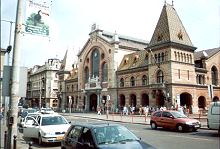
xmin=178 ymin=106 xmax=184 ymax=114
xmin=139 ymin=105 xmax=142 ymax=115
xmin=144 ymin=106 xmax=149 ymax=117
xmin=97 ymin=106 xmax=101 ymax=115
xmin=123 ymin=106 xmax=128 ymax=115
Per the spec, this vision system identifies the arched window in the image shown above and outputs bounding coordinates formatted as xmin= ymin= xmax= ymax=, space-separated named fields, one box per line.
xmin=154 ymin=54 xmax=157 ymax=63
xmin=184 ymin=53 xmax=186 ymax=62
xmin=189 ymin=54 xmax=192 ymax=63
xmin=120 ymin=78 xmax=124 ymax=87
xmin=186 ymin=54 xmax=189 ymax=63
xmin=142 ymin=75 xmax=147 ymax=86
xmin=157 ymin=70 xmax=164 ymax=83
xmin=211 ymin=66 xmax=218 ymax=85
xmin=161 ymin=52 xmax=165 ymax=61
xmin=84 ymin=67 xmax=89 ymax=83
xmin=102 ymin=62 xmax=108 ymax=82
xmin=158 ymin=53 xmax=161 ymax=62
xmin=130 ymin=76 xmax=135 ymax=86
xmin=174 ymin=51 xmax=177 ymax=61
xmin=181 ymin=53 xmax=183 ymax=62
xmin=91 ymin=48 xmax=100 ymax=78
xmin=177 ymin=52 xmax=180 ymax=61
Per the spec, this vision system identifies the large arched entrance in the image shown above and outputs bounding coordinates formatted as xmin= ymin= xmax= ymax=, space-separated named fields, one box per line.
xmin=90 ymin=94 xmax=97 ymax=111
xmin=129 ymin=94 xmax=137 ymax=108
xmin=119 ymin=94 xmax=125 ymax=108
xmin=213 ymin=96 xmax=219 ymax=102
xmin=141 ymin=93 xmax=149 ymax=106
xmin=180 ymin=92 xmax=192 ymax=112
xmin=198 ymin=96 xmax=206 ymax=109
xmin=156 ymin=90 xmax=165 ymax=107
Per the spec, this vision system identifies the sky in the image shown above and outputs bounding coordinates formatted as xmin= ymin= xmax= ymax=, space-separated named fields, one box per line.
xmin=1 ymin=0 xmax=220 ymax=68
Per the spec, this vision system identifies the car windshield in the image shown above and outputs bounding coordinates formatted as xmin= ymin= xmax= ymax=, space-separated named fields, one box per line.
xmin=170 ymin=111 xmax=187 ymax=118
xmin=41 ymin=116 xmax=68 ymax=126
xmin=94 ymin=125 xmax=138 ymax=145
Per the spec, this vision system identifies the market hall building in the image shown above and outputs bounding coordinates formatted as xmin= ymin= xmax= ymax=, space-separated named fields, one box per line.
xmin=57 ymin=3 xmax=220 ymax=114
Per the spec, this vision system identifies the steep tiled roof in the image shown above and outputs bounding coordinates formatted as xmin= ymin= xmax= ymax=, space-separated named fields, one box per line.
xmin=118 ymin=50 xmax=148 ymax=71
xmin=149 ymin=3 xmax=193 ymax=48
xmin=194 ymin=48 xmax=220 ymax=60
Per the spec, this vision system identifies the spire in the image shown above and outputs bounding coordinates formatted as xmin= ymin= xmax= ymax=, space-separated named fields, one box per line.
xmin=60 ymin=49 xmax=76 ymax=71
xmin=148 ymin=3 xmax=195 ymax=50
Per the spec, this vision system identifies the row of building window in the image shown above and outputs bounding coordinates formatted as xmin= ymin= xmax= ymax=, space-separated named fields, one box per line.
xmin=174 ymin=51 xmax=192 ymax=63
xmin=66 ymin=84 xmax=78 ymax=92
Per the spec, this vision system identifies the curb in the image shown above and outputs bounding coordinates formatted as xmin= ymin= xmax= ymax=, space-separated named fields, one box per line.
xmin=63 ymin=114 xmax=208 ymax=130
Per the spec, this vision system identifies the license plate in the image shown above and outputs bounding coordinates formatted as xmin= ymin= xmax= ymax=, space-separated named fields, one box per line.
xmin=56 ymin=136 xmax=64 ymax=140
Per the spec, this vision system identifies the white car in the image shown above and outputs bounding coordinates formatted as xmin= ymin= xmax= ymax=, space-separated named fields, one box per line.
xmin=40 ymin=108 xmax=55 ymax=114
xmin=19 ymin=112 xmax=41 ymax=128
xmin=23 ymin=113 xmax=71 ymax=145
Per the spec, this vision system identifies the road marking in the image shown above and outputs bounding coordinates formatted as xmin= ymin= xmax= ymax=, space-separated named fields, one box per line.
xmin=165 ymin=134 xmax=214 ymax=141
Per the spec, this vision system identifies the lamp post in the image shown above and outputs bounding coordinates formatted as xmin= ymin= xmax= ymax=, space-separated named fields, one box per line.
xmin=1 ymin=20 xmax=15 ymax=65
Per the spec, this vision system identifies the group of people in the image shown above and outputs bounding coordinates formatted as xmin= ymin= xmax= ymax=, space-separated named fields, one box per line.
xmin=120 ymin=104 xmax=189 ymax=116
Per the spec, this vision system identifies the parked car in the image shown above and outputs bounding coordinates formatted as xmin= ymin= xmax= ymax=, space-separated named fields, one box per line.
xmin=40 ymin=108 xmax=55 ymax=114
xmin=19 ymin=108 xmax=38 ymax=118
xmin=207 ymin=101 xmax=220 ymax=134
xmin=19 ymin=112 xmax=41 ymax=128
xmin=61 ymin=123 xmax=155 ymax=149
xmin=150 ymin=110 xmax=201 ymax=132
xmin=23 ymin=113 xmax=71 ymax=145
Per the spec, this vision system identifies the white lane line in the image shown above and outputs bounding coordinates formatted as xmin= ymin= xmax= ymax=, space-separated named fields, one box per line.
xmin=164 ymin=134 xmax=214 ymax=141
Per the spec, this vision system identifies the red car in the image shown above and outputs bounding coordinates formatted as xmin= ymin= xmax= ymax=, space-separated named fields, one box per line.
xmin=150 ymin=110 xmax=201 ymax=132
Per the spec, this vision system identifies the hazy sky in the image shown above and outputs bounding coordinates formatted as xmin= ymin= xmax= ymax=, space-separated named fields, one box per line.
xmin=1 ymin=0 xmax=220 ymax=68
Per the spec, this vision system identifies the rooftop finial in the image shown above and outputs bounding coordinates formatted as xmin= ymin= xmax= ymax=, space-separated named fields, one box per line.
xmin=164 ymin=0 xmax=166 ymax=5
xmin=172 ymin=0 xmax=174 ymax=6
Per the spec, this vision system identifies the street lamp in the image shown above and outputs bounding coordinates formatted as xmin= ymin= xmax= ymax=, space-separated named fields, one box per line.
xmin=1 ymin=20 xmax=15 ymax=65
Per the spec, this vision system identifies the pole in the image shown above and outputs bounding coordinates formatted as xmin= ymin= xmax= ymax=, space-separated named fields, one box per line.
xmin=8 ymin=0 xmax=23 ymax=148
xmin=0 ymin=0 xmax=2 ymax=148
xmin=39 ymin=80 xmax=41 ymax=111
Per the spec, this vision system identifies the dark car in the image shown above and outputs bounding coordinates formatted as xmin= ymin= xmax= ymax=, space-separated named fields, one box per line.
xmin=150 ymin=110 xmax=201 ymax=132
xmin=61 ymin=123 xmax=155 ymax=149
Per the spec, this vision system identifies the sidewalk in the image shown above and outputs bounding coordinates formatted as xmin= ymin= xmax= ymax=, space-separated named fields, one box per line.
xmin=60 ymin=112 xmax=208 ymax=129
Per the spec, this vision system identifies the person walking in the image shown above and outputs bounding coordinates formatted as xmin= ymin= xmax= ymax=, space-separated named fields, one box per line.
xmin=97 ymin=106 xmax=102 ymax=115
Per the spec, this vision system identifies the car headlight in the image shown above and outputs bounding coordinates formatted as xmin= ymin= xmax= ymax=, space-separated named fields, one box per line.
xmin=42 ymin=131 xmax=55 ymax=136
xmin=185 ymin=122 xmax=193 ymax=125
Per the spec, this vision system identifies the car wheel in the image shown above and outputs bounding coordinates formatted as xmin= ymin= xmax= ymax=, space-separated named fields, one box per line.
xmin=176 ymin=124 xmax=184 ymax=132
xmin=151 ymin=122 xmax=157 ymax=129
xmin=38 ymin=133 xmax=43 ymax=145
xmin=192 ymin=128 xmax=198 ymax=132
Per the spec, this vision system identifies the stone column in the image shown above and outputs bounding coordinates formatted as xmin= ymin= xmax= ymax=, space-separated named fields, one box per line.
xmin=85 ymin=93 xmax=90 ymax=111
xmin=61 ymin=92 xmax=66 ymax=112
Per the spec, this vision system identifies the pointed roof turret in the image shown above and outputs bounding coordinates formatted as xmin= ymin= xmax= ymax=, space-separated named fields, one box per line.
xmin=59 ymin=49 xmax=76 ymax=72
xmin=148 ymin=3 xmax=196 ymax=50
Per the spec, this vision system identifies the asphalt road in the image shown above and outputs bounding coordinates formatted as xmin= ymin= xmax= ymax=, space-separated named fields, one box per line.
xmin=17 ymin=115 xmax=219 ymax=149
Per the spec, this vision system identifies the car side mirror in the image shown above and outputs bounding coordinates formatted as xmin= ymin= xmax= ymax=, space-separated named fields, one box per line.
xmin=169 ymin=115 xmax=174 ymax=119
